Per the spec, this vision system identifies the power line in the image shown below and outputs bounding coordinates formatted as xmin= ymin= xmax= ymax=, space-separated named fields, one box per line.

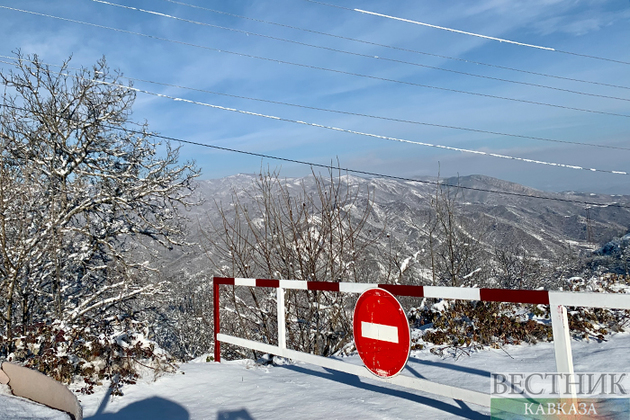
xmin=2 ymin=56 xmax=627 ymax=175
xmin=2 ymin=54 xmax=628 ymax=153
xmin=306 ymin=0 xmax=630 ymax=66
xmin=88 ymin=0 xmax=630 ymax=104
xmin=355 ymin=8 xmax=554 ymax=51
xmin=150 ymin=132 xmax=630 ymax=208
xmin=161 ymin=0 xmax=630 ymax=91
xmin=1 ymin=103 xmax=627 ymax=209
xmin=33 ymin=68 xmax=630 ymax=176
xmin=2 ymin=5 xmax=629 ymax=119
xmin=117 ymin=76 xmax=630 ymax=152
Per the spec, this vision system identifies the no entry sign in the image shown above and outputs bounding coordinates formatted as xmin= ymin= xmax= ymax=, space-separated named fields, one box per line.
xmin=353 ymin=288 xmax=410 ymax=378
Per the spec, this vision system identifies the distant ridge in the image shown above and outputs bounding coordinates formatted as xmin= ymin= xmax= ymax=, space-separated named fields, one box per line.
xmin=158 ymin=173 xmax=630 ymax=284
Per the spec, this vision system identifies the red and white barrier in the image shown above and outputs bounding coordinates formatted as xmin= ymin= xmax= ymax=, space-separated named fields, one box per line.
xmin=213 ymin=277 xmax=630 ymax=407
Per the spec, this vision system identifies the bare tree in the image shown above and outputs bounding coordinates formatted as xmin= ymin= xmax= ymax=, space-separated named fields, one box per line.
xmin=492 ymin=245 xmax=546 ymax=289
xmin=426 ymin=178 xmax=488 ymax=287
xmin=0 ymin=52 xmax=198 ymax=346
xmin=205 ymin=168 xmax=384 ymax=358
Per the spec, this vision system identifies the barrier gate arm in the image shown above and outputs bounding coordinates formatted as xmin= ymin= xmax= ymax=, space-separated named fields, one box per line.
xmin=213 ymin=277 xmax=630 ymax=408
xmin=216 ymin=332 xmax=491 ymax=406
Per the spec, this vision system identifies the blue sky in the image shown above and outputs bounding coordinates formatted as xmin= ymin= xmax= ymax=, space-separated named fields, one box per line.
xmin=0 ymin=0 xmax=629 ymax=193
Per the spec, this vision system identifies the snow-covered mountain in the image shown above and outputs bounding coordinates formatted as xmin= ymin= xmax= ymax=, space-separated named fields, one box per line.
xmin=162 ymin=173 xmax=630 ymax=284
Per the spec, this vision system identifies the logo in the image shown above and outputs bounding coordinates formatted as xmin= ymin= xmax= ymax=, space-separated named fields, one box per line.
xmin=491 ymin=373 xmax=630 ymax=419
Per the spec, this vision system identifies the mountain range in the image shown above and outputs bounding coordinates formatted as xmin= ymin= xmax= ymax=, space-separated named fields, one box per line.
xmin=158 ymin=173 xmax=630 ymax=284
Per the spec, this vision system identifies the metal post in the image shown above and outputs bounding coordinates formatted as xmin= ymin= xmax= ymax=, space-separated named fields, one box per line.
xmin=277 ymin=286 xmax=286 ymax=351
xmin=213 ymin=280 xmax=221 ymax=363
xmin=549 ymin=301 xmax=576 ymax=398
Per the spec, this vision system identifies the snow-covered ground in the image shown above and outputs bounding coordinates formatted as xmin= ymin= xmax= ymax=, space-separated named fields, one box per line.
xmin=3 ymin=334 xmax=629 ymax=419
xmin=0 ymin=383 xmax=70 ymax=419
xmin=73 ymin=333 xmax=629 ymax=419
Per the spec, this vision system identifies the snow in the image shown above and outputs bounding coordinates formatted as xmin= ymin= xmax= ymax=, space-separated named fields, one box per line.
xmin=462 ymin=268 xmax=482 ymax=279
xmin=40 ymin=333 xmax=627 ymax=419
xmin=0 ymin=385 xmax=70 ymax=420
xmin=2 ymin=333 xmax=629 ymax=419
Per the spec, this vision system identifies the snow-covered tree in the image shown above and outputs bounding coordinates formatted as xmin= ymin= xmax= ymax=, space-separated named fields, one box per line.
xmin=0 ymin=52 xmax=198 ymax=345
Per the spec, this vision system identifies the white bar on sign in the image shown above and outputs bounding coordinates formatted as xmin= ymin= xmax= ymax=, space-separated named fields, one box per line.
xmin=361 ymin=321 xmax=399 ymax=343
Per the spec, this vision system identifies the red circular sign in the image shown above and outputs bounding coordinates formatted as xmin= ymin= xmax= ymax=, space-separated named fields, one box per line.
xmin=353 ymin=288 xmax=410 ymax=378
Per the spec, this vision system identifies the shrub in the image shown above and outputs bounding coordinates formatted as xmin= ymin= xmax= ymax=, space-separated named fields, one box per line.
xmin=0 ymin=318 xmax=176 ymax=396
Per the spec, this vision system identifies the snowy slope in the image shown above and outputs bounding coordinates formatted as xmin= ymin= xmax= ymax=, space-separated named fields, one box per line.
xmin=72 ymin=333 xmax=630 ymax=420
